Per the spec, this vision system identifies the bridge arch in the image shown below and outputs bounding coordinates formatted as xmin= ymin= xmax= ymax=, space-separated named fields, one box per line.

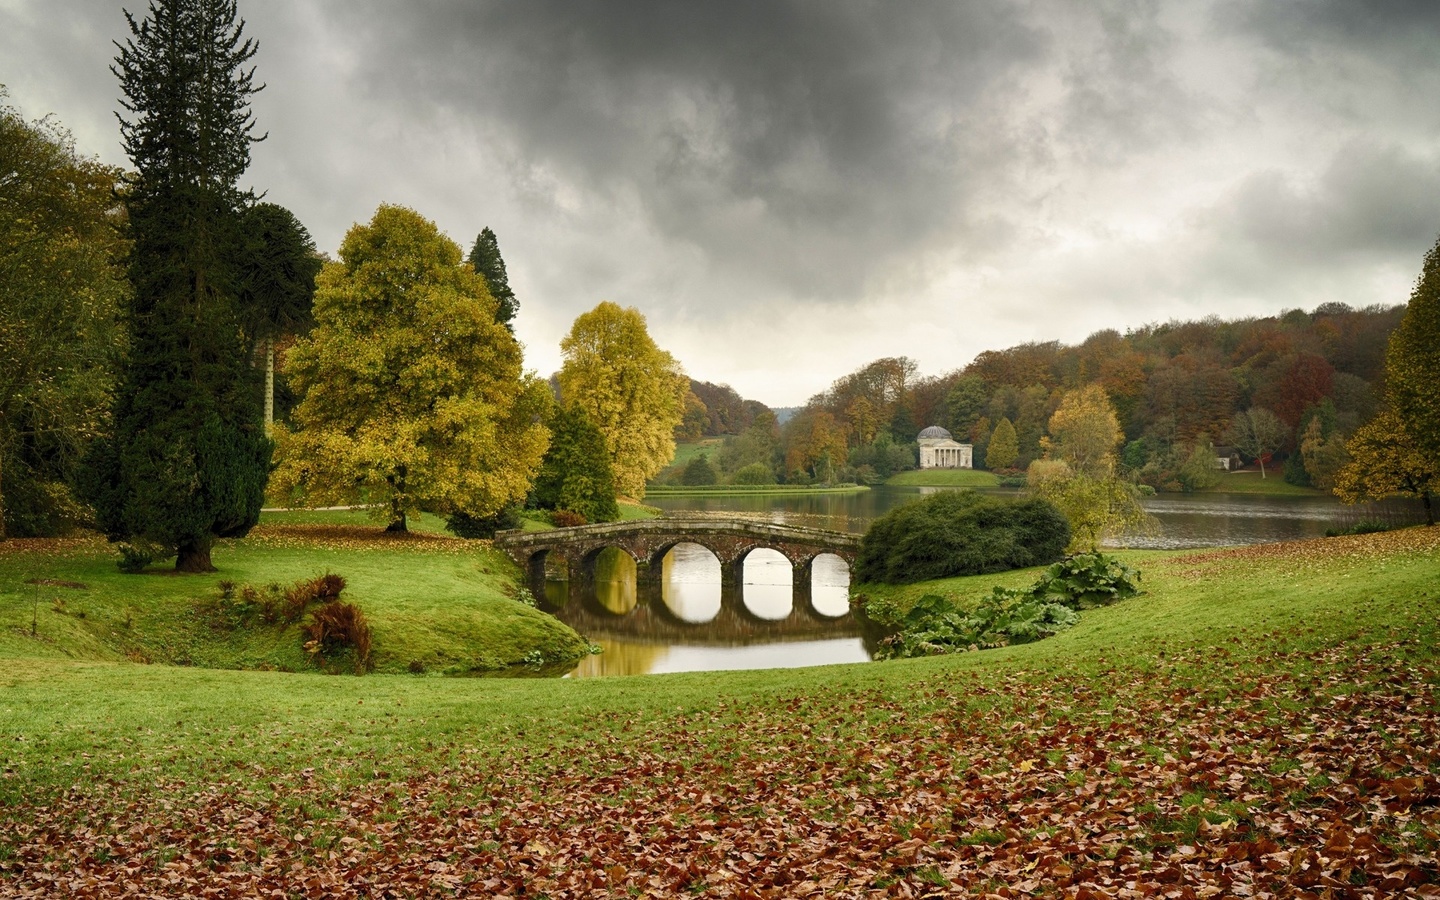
xmin=494 ymin=518 xmax=861 ymax=634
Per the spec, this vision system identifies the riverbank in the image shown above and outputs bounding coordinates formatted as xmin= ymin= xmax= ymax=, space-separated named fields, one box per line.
xmin=884 ymin=468 xmax=1002 ymax=487
xmin=644 ymin=483 xmax=869 ymax=497
xmin=2 ymin=526 xmax=1436 ymax=894
xmin=1201 ymin=470 xmax=1326 ymax=496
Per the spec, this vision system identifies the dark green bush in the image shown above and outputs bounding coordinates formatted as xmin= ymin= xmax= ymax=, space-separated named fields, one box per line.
xmin=447 ymin=504 xmax=523 ymax=539
xmin=854 ymin=490 xmax=1070 ymax=584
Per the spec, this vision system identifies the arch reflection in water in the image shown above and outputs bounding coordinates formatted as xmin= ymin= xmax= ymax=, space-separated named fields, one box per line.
xmin=661 ymin=542 xmax=722 ymax=623
xmin=810 ymin=553 xmax=851 ymax=618
xmin=743 ymin=548 xmax=793 ymax=620
xmin=591 ymin=546 xmax=637 ymax=615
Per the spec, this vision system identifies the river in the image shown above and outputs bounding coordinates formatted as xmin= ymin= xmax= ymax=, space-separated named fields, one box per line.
xmin=559 ymin=485 xmax=1425 ymax=678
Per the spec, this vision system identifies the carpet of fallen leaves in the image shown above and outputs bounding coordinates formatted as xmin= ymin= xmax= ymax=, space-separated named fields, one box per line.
xmin=3 ymin=632 xmax=1438 ymax=898
xmin=243 ymin=525 xmax=480 ymax=555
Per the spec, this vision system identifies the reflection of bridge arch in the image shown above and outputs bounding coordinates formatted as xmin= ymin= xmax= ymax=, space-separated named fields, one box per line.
xmin=494 ymin=519 xmax=862 ymax=641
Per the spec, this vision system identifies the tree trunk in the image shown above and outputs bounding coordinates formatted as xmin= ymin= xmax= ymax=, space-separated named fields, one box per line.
xmin=264 ymin=336 xmax=274 ymax=433
xmin=175 ymin=539 xmax=216 ymax=573
xmin=1423 ymin=491 xmax=1434 ymax=527
xmin=385 ymin=466 xmax=408 ymax=532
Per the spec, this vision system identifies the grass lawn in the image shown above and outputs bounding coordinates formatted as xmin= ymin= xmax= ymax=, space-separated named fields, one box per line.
xmin=1 ymin=526 xmax=1437 ymax=894
xmin=1203 ymin=470 xmax=1325 ymax=496
xmin=644 ymin=483 xmax=868 ymax=496
xmin=0 ymin=515 xmax=588 ymax=678
xmin=885 ymin=468 xmax=1002 ymax=488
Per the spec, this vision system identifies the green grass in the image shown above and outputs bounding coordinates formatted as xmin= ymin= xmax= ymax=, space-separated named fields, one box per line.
xmin=0 ymin=518 xmax=588 ymax=677
xmin=667 ymin=438 xmax=726 ymax=468
xmin=617 ymin=500 xmax=664 ymax=520
xmin=643 ymin=483 xmax=868 ymax=496
xmin=1202 ymin=470 xmax=1324 ymax=495
xmin=885 ymin=469 xmax=1002 ymax=487
xmin=1 ymin=526 xmax=1436 ymax=892
xmin=1 ymin=526 xmax=1433 ymax=785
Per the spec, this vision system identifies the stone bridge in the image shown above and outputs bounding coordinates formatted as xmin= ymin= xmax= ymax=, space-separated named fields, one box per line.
xmin=493 ymin=518 xmax=862 ymax=640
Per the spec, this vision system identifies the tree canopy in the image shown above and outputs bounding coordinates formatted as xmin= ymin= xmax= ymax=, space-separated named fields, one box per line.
xmin=1027 ymin=387 xmax=1149 ymax=551
xmin=1387 ymin=234 xmax=1440 ymax=459
xmin=84 ymin=0 xmax=270 ymax=571
xmin=531 ymin=405 xmax=619 ymax=524
xmin=557 ymin=302 xmax=687 ymax=497
xmin=1226 ymin=408 xmax=1286 ymax=478
xmin=272 ymin=205 xmax=551 ymax=531
xmin=1333 ymin=409 xmax=1437 ymax=526
xmin=985 ymin=418 xmax=1019 ymax=470
xmin=0 ymin=94 xmax=128 ymax=537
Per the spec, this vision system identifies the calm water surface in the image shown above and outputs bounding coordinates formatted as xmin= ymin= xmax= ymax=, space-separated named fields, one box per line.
xmin=563 ymin=485 xmax=1424 ymax=677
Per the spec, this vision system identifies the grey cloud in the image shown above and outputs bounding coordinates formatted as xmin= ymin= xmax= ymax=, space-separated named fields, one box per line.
xmin=1204 ymin=141 xmax=1440 ymax=274
xmin=7 ymin=0 xmax=1440 ymax=404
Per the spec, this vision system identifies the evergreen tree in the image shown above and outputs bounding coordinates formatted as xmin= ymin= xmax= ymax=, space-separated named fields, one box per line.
xmin=681 ymin=453 xmax=719 ymax=486
xmin=985 ymin=417 xmax=1019 ymax=470
xmin=237 ymin=202 xmax=321 ymax=428
xmin=467 ymin=227 xmax=518 ymax=331
xmin=531 ymin=406 xmax=620 ymax=523
xmin=85 ymin=0 xmax=269 ymax=572
xmin=1387 ymin=234 xmax=1440 ymax=458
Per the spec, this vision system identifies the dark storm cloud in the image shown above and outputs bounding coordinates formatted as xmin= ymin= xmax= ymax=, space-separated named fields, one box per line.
xmin=6 ymin=0 xmax=1440 ymax=402
xmin=314 ymin=0 xmax=1056 ymax=305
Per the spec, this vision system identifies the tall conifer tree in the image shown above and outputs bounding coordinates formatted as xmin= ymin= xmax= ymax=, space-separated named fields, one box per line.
xmin=84 ymin=0 xmax=269 ymax=572
xmin=467 ymin=227 xmax=518 ymax=331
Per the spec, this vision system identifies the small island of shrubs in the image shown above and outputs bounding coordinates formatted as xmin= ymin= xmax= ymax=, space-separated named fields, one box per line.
xmin=853 ymin=490 xmax=1071 ymax=584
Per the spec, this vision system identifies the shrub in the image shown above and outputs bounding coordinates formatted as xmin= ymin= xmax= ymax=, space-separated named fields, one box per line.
xmin=873 ymin=591 xmax=1079 ymax=660
xmin=304 ymin=601 xmax=372 ymax=674
xmin=552 ymin=509 xmax=587 ymax=528
xmin=681 ymin=453 xmax=719 ymax=485
xmin=208 ymin=573 xmax=347 ymax=630
xmin=1029 ymin=551 xmax=1142 ymax=610
xmin=854 ymin=490 xmax=1070 ymax=584
xmin=115 ymin=541 xmax=159 ymax=574
xmin=871 ymin=551 xmax=1140 ymax=660
xmin=447 ymin=504 xmax=523 ymax=539
xmin=732 ymin=462 xmax=776 ymax=485
xmin=1325 ymin=520 xmax=1395 ymax=537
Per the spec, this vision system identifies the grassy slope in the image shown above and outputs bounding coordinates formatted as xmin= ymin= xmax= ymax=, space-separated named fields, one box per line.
xmin=1202 ymin=470 xmax=1323 ymax=495
xmin=885 ymin=469 xmax=1002 ymax=488
xmin=1 ymin=528 xmax=1434 ymax=779
xmin=2 ymin=527 xmax=1437 ymax=893
xmin=0 ymin=514 xmax=588 ymax=676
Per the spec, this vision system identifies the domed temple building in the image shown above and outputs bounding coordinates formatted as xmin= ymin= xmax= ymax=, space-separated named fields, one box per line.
xmin=917 ymin=425 xmax=973 ymax=469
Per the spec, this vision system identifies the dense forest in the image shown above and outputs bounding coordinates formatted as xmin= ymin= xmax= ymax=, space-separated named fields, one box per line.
xmin=675 ymin=303 xmax=1405 ymax=491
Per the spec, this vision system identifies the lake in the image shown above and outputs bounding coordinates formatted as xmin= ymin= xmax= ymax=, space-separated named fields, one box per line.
xmin=560 ymin=484 xmax=1424 ymax=678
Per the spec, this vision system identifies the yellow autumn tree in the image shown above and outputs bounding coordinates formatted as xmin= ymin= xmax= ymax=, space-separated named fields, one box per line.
xmin=1028 ymin=385 xmax=1149 ymax=550
xmin=558 ymin=302 xmax=688 ymax=497
xmin=271 ymin=205 xmax=551 ymax=531
xmin=1333 ymin=409 xmax=1437 ymax=526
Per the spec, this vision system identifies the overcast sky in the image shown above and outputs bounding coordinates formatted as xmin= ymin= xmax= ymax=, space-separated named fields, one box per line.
xmin=5 ymin=1 xmax=1439 ymax=406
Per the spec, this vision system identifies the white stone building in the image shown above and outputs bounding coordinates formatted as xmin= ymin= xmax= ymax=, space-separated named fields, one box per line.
xmin=917 ymin=425 xmax=973 ymax=469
